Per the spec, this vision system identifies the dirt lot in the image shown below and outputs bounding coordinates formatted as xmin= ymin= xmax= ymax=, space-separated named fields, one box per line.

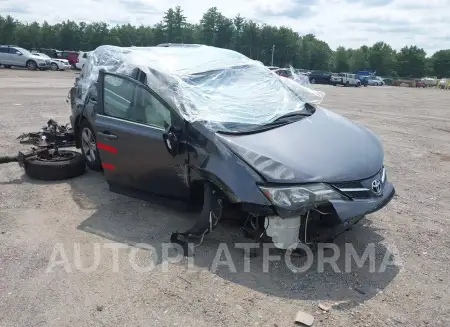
xmin=0 ymin=68 xmax=449 ymax=327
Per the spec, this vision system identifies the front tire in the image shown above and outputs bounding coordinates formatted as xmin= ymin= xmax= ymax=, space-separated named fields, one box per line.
xmin=51 ymin=63 xmax=59 ymax=71
xmin=80 ymin=120 xmax=102 ymax=171
xmin=26 ymin=60 xmax=37 ymax=70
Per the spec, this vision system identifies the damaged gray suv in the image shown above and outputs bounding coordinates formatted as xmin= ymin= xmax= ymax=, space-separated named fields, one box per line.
xmin=69 ymin=44 xmax=395 ymax=253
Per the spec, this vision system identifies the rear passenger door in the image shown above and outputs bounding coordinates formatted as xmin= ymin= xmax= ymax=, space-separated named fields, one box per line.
xmin=94 ymin=72 xmax=190 ymax=199
xmin=0 ymin=47 xmax=12 ymax=65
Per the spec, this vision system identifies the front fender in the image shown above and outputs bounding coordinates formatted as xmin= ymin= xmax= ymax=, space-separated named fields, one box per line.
xmin=187 ymin=127 xmax=271 ymax=206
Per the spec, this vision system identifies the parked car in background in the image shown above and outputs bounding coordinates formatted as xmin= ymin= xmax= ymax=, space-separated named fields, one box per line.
xmin=421 ymin=77 xmax=437 ymax=87
xmin=308 ymin=70 xmax=332 ymax=84
xmin=76 ymin=51 xmax=90 ymax=70
xmin=32 ymin=52 xmax=72 ymax=71
xmin=367 ymin=76 xmax=384 ymax=86
xmin=273 ymin=68 xmax=293 ymax=78
xmin=31 ymin=48 xmax=60 ymax=59
xmin=57 ymin=50 xmax=79 ymax=69
xmin=415 ymin=80 xmax=426 ymax=88
xmin=331 ymin=73 xmax=361 ymax=87
xmin=0 ymin=45 xmax=51 ymax=70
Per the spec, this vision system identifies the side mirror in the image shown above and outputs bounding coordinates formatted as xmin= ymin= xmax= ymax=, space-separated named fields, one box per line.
xmin=17 ymin=52 xmax=23 ymax=56
xmin=163 ymin=125 xmax=181 ymax=157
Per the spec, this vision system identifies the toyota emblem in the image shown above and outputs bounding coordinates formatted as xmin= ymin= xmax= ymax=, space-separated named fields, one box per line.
xmin=371 ymin=179 xmax=383 ymax=196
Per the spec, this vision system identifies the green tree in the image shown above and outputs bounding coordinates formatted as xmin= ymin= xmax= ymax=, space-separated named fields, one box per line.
xmin=334 ymin=46 xmax=349 ymax=72
xmin=431 ymin=49 xmax=450 ymax=78
xmin=1 ymin=9 xmax=449 ymax=77
xmin=396 ymin=46 xmax=427 ymax=78
xmin=368 ymin=41 xmax=396 ymax=76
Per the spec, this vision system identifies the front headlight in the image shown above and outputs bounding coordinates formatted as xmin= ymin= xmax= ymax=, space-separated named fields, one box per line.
xmin=259 ymin=183 xmax=345 ymax=209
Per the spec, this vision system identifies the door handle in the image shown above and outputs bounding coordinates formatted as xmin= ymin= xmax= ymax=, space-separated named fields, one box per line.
xmin=97 ymin=131 xmax=118 ymax=140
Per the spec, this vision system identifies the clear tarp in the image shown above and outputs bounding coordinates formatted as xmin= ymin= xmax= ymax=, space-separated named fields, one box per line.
xmin=77 ymin=44 xmax=325 ymax=132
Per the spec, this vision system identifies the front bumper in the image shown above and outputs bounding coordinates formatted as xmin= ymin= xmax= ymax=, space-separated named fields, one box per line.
xmin=330 ymin=181 xmax=395 ymax=223
xmin=37 ymin=61 xmax=50 ymax=69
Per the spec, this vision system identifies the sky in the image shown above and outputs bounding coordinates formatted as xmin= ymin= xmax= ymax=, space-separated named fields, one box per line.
xmin=1 ymin=0 xmax=450 ymax=55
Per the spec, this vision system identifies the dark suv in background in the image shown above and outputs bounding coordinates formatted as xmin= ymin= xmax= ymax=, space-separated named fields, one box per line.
xmin=308 ymin=71 xmax=332 ymax=84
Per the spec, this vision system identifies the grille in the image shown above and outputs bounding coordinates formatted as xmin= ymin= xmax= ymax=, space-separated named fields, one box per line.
xmin=331 ymin=168 xmax=385 ymax=200
xmin=332 ymin=181 xmax=364 ymax=189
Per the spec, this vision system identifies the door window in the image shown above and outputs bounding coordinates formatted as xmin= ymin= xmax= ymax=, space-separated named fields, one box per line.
xmin=103 ymin=74 xmax=172 ymax=129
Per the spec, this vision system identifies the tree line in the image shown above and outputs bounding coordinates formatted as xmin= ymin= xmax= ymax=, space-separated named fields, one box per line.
xmin=1 ymin=6 xmax=450 ymax=78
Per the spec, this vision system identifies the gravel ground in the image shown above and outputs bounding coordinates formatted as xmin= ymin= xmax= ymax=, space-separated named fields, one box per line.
xmin=0 ymin=68 xmax=449 ymax=327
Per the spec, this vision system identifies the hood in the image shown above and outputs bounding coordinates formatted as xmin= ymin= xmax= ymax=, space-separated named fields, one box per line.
xmin=219 ymin=107 xmax=384 ymax=183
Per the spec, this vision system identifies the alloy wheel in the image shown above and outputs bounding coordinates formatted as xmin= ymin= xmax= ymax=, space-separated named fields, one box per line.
xmin=81 ymin=127 xmax=97 ymax=163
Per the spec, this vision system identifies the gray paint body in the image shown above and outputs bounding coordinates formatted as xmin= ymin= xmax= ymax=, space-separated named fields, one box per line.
xmin=70 ymin=74 xmax=394 ymax=225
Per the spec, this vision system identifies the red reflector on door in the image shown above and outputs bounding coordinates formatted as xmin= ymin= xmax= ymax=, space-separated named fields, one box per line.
xmin=97 ymin=142 xmax=117 ymax=154
xmin=101 ymin=162 xmax=115 ymax=170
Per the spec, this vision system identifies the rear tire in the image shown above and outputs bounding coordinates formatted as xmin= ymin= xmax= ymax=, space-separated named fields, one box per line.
xmin=51 ymin=62 xmax=59 ymax=71
xmin=24 ymin=150 xmax=86 ymax=181
xmin=79 ymin=119 xmax=102 ymax=171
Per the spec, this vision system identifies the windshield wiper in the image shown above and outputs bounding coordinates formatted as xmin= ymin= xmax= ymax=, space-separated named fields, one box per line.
xmin=271 ymin=112 xmax=311 ymax=123
xmin=215 ymin=104 xmax=315 ymax=135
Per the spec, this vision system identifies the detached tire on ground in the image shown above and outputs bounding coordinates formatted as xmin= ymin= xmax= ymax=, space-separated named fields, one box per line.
xmin=24 ymin=150 xmax=86 ymax=181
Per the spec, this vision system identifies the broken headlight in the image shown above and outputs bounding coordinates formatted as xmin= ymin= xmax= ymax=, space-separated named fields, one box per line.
xmin=259 ymin=183 xmax=345 ymax=210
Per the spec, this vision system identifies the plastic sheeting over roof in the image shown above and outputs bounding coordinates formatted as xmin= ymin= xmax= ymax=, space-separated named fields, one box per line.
xmin=78 ymin=44 xmax=325 ymax=132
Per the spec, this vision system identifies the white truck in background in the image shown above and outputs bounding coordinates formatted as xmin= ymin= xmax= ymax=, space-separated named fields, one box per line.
xmin=331 ymin=73 xmax=361 ymax=87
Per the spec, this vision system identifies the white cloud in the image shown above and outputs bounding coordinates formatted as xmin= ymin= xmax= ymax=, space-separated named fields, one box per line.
xmin=1 ymin=0 xmax=450 ymax=54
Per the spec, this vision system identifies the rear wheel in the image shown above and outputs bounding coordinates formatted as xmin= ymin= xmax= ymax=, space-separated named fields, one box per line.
xmin=51 ymin=62 xmax=59 ymax=71
xmin=310 ymin=78 xmax=315 ymax=84
xmin=80 ymin=119 xmax=102 ymax=171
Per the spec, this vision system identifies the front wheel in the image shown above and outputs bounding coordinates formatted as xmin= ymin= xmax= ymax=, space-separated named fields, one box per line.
xmin=310 ymin=78 xmax=315 ymax=84
xmin=80 ymin=120 xmax=102 ymax=171
xmin=26 ymin=60 xmax=37 ymax=70
xmin=51 ymin=62 xmax=59 ymax=71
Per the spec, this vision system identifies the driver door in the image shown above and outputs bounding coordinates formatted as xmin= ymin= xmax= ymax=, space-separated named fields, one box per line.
xmin=94 ymin=72 xmax=189 ymax=199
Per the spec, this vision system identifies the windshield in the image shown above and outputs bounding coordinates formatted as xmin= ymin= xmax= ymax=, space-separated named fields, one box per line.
xmin=81 ymin=45 xmax=325 ymax=133
xmin=180 ymin=64 xmax=308 ymax=132
xmin=16 ymin=47 xmax=31 ymax=56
